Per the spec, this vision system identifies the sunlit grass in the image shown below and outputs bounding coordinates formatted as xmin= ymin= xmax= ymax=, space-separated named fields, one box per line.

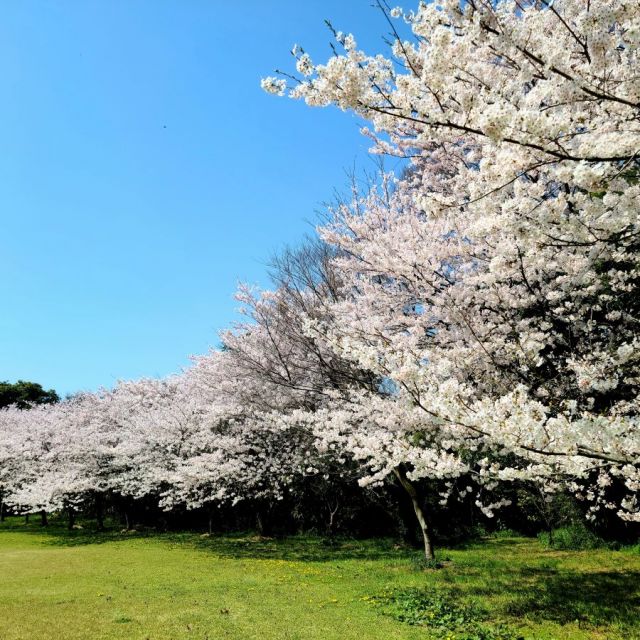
xmin=0 ymin=518 xmax=638 ymax=639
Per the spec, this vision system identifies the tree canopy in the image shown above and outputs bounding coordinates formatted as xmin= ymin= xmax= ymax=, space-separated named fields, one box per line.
xmin=0 ymin=380 xmax=59 ymax=410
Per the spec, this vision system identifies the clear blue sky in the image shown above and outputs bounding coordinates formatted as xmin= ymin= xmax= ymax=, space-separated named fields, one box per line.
xmin=0 ymin=1 xmax=400 ymax=397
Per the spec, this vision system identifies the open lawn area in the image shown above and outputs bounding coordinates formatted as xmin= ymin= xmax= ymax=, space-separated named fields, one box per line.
xmin=0 ymin=519 xmax=639 ymax=640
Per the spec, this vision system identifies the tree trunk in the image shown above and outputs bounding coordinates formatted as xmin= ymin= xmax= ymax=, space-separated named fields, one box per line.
xmin=255 ymin=505 xmax=272 ymax=537
xmin=395 ymin=485 xmax=421 ymax=548
xmin=25 ymin=513 xmax=30 ymax=524
xmin=0 ymin=496 xmax=4 ymax=522
xmin=41 ymin=510 xmax=48 ymax=527
xmin=393 ymin=466 xmax=435 ymax=561
xmin=208 ymin=506 xmax=214 ymax=535
xmin=95 ymin=493 xmax=105 ymax=531
xmin=68 ymin=507 xmax=75 ymax=530
xmin=326 ymin=500 xmax=339 ymax=538
xmin=256 ymin=510 xmax=265 ymax=536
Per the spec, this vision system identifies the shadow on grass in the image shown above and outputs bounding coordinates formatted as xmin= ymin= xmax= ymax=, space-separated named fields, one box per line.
xmin=446 ymin=553 xmax=640 ymax=633
xmin=501 ymin=567 xmax=640 ymax=630
xmin=0 ymin=517 xmax=411 ymax=562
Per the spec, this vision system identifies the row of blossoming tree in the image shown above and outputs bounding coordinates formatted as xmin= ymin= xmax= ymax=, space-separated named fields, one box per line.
xmin=1 ymin=0 xmax=639 ymax=559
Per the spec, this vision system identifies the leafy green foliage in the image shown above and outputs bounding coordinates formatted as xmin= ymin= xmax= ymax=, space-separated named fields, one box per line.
xmin=368 ymin=587 xmax=523 ymax=639
xmin=369 ymin=587 xmax=482 ymax=626
xmin=0 ymin=380 xmax=59 ymax=409
xmin=537 ymin=524 xmax=608 ymax=551
xmin=410 ymin=554 xmax=444 ymax=571
xmin=491 ymin=529 xmax=520 ymax=539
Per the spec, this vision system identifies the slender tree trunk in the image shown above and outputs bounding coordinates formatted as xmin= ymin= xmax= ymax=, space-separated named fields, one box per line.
xmin=395 ymin=485 xmax=420 ymax=548
xmin=393 ymin=466 xmax=435 ymax=561
xmin=25 ymin=513 xmax=30 ymax=524
xmin=256 ymin=505 xmax=272 ymax=537
xmin=208 ymin=505 xmax=214 ymax=535
xmin=0 ymin=496 xmax=4 ymax=522
xmin=327 ymin=500 xmax=339 ymax=538
xmin=95 ymin=493 xmax=105 ymax=531
xmin=68 ymin=507 xmax=75 ymax=530
xmin=256 ymin=510 xmax=265 ymax=536
xmin=41 ymin=510 xmax=48 ymax=527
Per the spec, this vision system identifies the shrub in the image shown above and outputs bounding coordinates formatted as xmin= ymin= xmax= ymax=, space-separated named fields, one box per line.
xmin=492 ymin=528 xmax=519 ymax=539
xmin=537 ymin=524 xmax=607 ymax=550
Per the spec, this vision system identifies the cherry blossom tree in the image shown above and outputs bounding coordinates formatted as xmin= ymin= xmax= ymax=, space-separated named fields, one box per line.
xmin=201 ymin=239 xmax=479 ymax=557
xmin=0 ymin=401 xmax=88 ymax=525
xmin=265 ymin=0 xmax=640 ymax=521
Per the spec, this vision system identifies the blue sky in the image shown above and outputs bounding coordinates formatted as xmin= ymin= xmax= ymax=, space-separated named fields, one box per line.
xmin=0 ymin=1 xmax=402 ymax=396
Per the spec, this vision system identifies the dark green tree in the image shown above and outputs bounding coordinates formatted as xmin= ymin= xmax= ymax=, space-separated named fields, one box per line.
xmin=0 ymin=380 xmax=59 ymax=410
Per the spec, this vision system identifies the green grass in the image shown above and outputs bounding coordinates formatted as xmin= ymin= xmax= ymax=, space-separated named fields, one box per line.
xmin=0 ymin=518 xmax=639 ymax=640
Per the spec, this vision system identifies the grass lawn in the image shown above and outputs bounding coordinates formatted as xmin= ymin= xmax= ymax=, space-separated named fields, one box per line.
xmin=0 ymin=519 xmax=639 ymax=640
